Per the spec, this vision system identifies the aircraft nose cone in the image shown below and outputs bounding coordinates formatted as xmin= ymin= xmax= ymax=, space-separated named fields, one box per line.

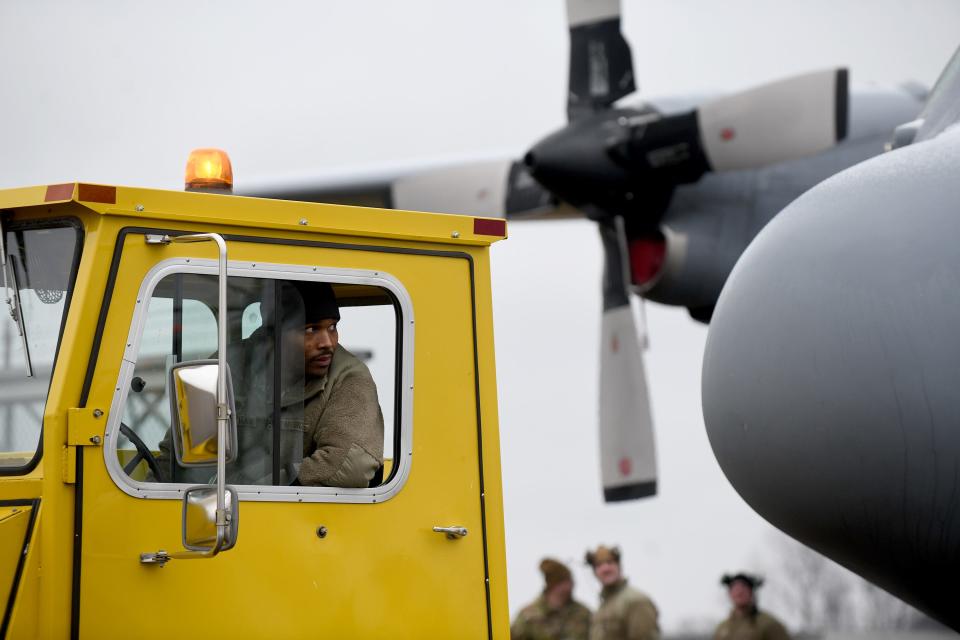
xmin=702 ymin=127 xmax=960 ymax=630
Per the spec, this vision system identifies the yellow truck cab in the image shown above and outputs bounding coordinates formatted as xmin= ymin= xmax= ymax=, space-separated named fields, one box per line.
xmin=0 ymin=170 xmax=508 ymax=638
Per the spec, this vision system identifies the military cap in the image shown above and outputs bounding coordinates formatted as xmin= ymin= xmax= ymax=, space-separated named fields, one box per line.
xmin=585 ymin=545 xmax=621 ymax=568
xmin=721 ymin=572 xmax=764 ymax=589
xmin=539 ymin=558 xmax=572 ymax=589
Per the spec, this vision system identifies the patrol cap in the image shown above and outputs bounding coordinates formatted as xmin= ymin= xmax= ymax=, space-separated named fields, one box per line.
xmin=585 ymin=545 xmax=621 ymax=568
xmin=721 ymin=572 xmax=764 ymax=589
xmin=539 ymin=558 xmax=572 ymax=589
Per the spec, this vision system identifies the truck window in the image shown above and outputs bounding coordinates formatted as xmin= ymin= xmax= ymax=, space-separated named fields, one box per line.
xmin=115 ymin=270 xmax=399 ymax=493
xmin=0 ymin=222 xmax=80 ymax=471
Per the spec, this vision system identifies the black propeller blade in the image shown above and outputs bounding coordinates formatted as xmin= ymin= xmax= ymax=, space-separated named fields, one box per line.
xmin=567 ymin=0 xmax=636 ymax=120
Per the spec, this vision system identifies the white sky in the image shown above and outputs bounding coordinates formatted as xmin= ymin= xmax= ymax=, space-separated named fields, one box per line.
xmin=2 ymin=0 xmax=958 ymax=632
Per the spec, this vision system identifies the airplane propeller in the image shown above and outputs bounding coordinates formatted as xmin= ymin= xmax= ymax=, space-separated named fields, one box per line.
xmin=241 ymin=0 xmax=850 ymax=502
xmin=522 ymin=0 xmax=848 ymax=501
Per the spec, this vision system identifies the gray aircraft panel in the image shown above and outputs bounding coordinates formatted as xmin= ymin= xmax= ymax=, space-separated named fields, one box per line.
xmin=702 ymin=124 xmax=960 ymax=628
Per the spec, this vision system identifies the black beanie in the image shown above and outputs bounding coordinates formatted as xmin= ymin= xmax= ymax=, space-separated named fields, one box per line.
xmin=294 ymin=281 xmax=340 ymax=324
xmin=277 ymin=281 xmax=340 ymax=328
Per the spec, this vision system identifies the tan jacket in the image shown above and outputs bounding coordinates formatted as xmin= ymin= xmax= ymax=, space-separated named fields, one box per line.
xmin=296 ymin=344 xmax=384 ymax=487
xmin=154 ymin=341 xmax=383 ymax=488
xmin=590 ymin=580 xmax=659 ymax=640
xmin=713 ymin=609 xmax=791 ymax=640
xmin=511 ymin=594 xmax=592 ymax=640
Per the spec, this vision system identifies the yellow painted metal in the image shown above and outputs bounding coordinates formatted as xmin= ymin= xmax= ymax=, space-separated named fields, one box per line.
xmin=0 ymin=184 xmax=509 ymax=639
xmin=0 ymin=506 xmax=31 ymax=623
xmin=38 ymin=205 xmax=113 ymax=638
xmin=78 ymin=234 xmax=496 ymax=637
xmin=0 ymin=182 xmax=507 ymax=247
xmin=66 ymin=408 xmax=108 ymax=446
xmin=5 ymin=505 xmax=39 ymax=640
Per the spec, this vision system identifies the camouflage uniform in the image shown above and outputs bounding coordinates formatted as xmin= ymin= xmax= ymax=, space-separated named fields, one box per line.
xmin=511 ymin=594 xmax=592 ymax=640
xmin=590 ymin=579 xmax=659 ymax=640
xmin=713 ymin=609 xmax=791 ymax=640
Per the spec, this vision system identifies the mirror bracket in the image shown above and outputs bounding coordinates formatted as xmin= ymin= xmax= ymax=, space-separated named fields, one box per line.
xmin=140 ymin=548 xmax=217 ymax=567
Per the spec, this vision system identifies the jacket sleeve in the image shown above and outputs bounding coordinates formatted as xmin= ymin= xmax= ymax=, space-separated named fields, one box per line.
xmin=625 ymin=599 xmax=660 ymax=640
xmin=298 ymin=371 xmax=384 ymax=488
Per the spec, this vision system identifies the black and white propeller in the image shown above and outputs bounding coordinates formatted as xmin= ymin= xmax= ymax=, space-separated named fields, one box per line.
xmin=525 ymin=0 xmax=848 ymax=502
xmin=241 ymin=0 xmax=849 ymax=502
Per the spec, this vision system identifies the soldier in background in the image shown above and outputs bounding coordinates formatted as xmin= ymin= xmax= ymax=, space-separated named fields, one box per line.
xmin=511 ymin=558 xmax=592 ymax=640
xmin=585 ymin=545 xmax=659 ymax=640
xmin=713 ymin=572 xmax=791 ymax=640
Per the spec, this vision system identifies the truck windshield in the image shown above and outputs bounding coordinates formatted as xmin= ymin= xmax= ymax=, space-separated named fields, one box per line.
xmin=0 ymin=222 xmax=80 ymax=470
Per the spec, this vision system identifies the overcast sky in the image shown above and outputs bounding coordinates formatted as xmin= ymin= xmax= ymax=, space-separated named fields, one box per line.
xmin=2 ymin=0 xmax=959 ymax=632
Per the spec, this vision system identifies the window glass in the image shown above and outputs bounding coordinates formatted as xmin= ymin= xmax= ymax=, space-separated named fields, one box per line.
xmin=338 ymin=305 xmax=396 ymax=459
xmin=118 ymin=273 xmax=398 ymax=490
xmin=241 ymin=302 xmax=262 ymax=339
xmin=0 ymin=223 xmax=80 ymax=469
xmin=120 ymin=282 xmax=219 ymax=474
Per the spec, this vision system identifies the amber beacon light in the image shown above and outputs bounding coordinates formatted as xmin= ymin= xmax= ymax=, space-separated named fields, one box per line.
xmin=185 ymin=148 xmax=234 ymax=193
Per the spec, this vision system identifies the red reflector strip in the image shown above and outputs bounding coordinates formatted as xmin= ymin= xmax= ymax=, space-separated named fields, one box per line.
xmin=44 ymin=183 xmax=75 ymax=201
xmin=77 ymin=184 xmax=116 ymax=204
xmin=473 ymin=218 xmax=506 ymax=237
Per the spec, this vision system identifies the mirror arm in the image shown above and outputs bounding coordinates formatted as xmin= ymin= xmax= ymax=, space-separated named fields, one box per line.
xmin=166 ymin=233 xmax=229 ymax=537
xmin=142 ymin=232 xmax=231 ymax=565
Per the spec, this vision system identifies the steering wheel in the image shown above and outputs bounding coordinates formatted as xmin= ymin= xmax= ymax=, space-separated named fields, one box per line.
xmin=119 ymin=422 xmax=164 ymax=481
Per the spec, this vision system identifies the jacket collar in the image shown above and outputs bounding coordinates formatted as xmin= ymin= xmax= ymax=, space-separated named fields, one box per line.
xmin=600 ymin=578 xmax=628 ymax=601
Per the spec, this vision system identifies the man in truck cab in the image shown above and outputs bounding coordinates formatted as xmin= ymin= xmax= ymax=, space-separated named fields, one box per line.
xmin=285 ymin=280 xmax=384 ymax=487
xmin=153 ymin=280 xmax=384 ymax=488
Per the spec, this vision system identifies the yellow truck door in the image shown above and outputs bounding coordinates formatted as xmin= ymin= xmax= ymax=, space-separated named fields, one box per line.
xmin=76 ymin=227 xmax=494 ymax=638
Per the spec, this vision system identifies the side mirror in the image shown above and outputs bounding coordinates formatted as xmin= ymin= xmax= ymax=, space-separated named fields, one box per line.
xmin=169 ymin=360 xmax=238 ymax=466
xmin=183 ymin=485 xmax=239 ymax=552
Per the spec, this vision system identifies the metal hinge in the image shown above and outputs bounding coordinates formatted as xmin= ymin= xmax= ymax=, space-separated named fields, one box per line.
xmin=67 ymin=407 xmax=106 ymax=446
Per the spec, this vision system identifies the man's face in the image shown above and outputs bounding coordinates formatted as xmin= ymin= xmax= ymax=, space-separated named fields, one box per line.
xmin=728 ymin=581 xmax=754 ymax=609
xmin=303 ymin=318 xmax=339 ymax=378
xmin=546 ymin=578 xmax=573 ymax=607
xmin=593 ymin=559 xmax=621 ymax=587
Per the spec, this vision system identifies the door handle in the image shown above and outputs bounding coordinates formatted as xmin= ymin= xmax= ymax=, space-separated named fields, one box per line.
xmin=433 ymin=526 xmax=468 ymax=540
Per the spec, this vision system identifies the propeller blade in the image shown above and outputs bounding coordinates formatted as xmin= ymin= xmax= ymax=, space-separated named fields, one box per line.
xmin=696 ymin=68 xmax=849 ymax=171
xmin=598 ymin=216 xmax=657 ymax=501
xmin=240 ymin=157 xmax=573 ymax=219
xmin=390 ymin=159 xmax=512 ymax=216
xmin=392 ymin=159 xmax=564 ymax=218
xmin=566 ymin=0 xmax=636 ymax=120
